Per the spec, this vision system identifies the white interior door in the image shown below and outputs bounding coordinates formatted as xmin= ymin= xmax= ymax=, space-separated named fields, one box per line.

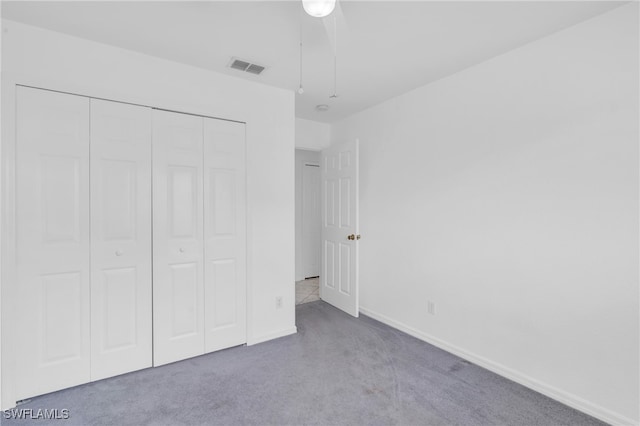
xmin=90 ymin=99 xmax=152 ymax=380
xmin=320 ymin=139 xmax=359 ymax=317
xmin=15 ymin=86 xmax=91 ymax=399
xmin=203 ymin=118 xmax=247 ymax=353
xmin=302 ymin=164 xmax=321 ymax=278
xmin=152 ymin=109 xmax=205 ymax=366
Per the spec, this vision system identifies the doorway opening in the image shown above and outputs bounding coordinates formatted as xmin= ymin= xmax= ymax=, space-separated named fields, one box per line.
xmin=295 ymin=277 xmax=319 ymax=305
xmin=295 ymin=149 xmax=321 ymax=305
xmin=294 ymin=139 xmax=359 ymax=316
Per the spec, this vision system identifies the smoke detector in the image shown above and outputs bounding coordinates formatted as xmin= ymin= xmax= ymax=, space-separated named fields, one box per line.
xmin=228 ymin=58 xmax=266 ymax=75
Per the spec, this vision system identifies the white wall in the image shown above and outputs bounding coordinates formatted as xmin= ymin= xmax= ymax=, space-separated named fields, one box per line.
xmin=332 ymin=4 xmax=638 ymax=425
xmin=295 ymin=149 xmax=321 ymax=281
xmin=294 ymin=118 xmax=326 ymax=280
xmin=295 ymin=117 xmax=330 ymax=150
xmin=1 ymin=20 xmax=295 ymax=409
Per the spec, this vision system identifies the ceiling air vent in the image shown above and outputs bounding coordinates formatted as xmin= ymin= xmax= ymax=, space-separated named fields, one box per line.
xmin=246 ymin=64 xmax=266 ymax=75
xmin=228 ymin=58 xmax=266 ymax=76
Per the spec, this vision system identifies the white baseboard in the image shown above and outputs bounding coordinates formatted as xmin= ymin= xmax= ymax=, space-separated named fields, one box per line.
xmin=247 ymin=326 xmax=297 ymax=346
xmin=359 ymin=306 xmax=637 ymax=426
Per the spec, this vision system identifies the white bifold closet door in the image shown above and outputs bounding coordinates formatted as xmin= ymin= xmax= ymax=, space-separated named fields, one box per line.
xmin=15 ymin=86 xmax=91 ymax=400
xmin=203 ymin=118 xmax=246 ymax=353
xmin=152 ymin=110 xmax=205 ymax=366
xmin=15 ymin=87 xmax=153 ymax=400
xmin=90 ymin=99 xmax=153 ymax=380
xmin=153 ymin=110 xmax=246 ymax=366
xmin=15 ymin=87 xmax=246 ymax=398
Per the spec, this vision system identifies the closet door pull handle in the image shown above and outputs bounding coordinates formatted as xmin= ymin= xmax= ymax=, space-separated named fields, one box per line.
xmin=115 ymin=250 xmax=123 ymax=256
xmin=179 ymin=247 xmax=185 ymax=253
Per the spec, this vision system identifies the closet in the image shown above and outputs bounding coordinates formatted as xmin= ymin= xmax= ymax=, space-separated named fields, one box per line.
xmin=152 ymin=110 xmax=247 ymax=366
xmin=14 ymin=86 xmax=247 ymax=400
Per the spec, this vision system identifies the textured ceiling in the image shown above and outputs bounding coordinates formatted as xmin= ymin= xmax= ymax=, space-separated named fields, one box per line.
xmin=2 ymin=1 xmax=625 ymax=122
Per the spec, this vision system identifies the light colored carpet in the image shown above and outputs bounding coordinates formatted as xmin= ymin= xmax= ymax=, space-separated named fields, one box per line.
xmin=295 ymin=277 xmax=319 ymax=305
xmin=3 ymin=301 xmax=606 ymax=426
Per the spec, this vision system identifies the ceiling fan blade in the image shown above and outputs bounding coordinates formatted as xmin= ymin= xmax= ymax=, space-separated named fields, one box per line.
xmin=321 ymin=1 xmax=350 ymax=54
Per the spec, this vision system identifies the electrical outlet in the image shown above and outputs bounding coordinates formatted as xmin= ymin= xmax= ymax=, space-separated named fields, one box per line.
xmin=276 ymin=296 xmax=283 ymax=309
xmin=427 ymin=300 xmax=436 ymax=315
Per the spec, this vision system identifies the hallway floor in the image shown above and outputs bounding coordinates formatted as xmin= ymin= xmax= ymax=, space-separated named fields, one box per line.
xmin=295 ymin=277 xmax=319 ymax=305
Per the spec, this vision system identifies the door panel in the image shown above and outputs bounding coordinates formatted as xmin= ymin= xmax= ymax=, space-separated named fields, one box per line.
xmin=325 ymin=241 xmax=336 ymax=288
xmin=153 ymin=110 xmax=205 ymax=366
xmin=41 ymin=272 xmax=83 ymax=363
xmin=210 ymin=170 xmax=237 ymax=235
xmin=16 ymin=86 xmax=91 ymax=399
xmin=210 ymin=259 xmax=237 ymax=327
xmin=41 ymin=156 xmax=82 ymax=242
xmin=203 ymin=118 xmax=247 ymax=353
xmin=339 ymin=243 xmax=351 ymax=295
xmin=90 ymin=99 xmax=152 ymax=381
xmin=321 ymin=140 xmax=359 ymax=317
xmin=100 ymin=160 xmax=136 ymax=240
xmin=169 ymin=262 xmax=199 ymax=337
xmin=168 ymin=166 xmax=199 ymax=237
xmin=100 ymin=267 xmax=137 ymax=351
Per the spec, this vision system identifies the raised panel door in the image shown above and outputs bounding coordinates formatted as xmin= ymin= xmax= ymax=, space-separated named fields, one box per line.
xmin=203 ymin=118 xmax=247 ymax=353
xmin=321 ymin=140 xmax=359 ymax=317
xmin=153 ymin=110 xmax=205 ymax=366
xmin=90 ymin=99 xmax=152 ymax=380
xmin=15 ymin=86 xmax=91 ymax=399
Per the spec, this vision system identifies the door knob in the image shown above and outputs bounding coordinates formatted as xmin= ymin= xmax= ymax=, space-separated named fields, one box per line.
xmin=347 ymin=234 xmax=361 ymax=240
xmin=115 ymin=250 xmax=123 ymax=256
